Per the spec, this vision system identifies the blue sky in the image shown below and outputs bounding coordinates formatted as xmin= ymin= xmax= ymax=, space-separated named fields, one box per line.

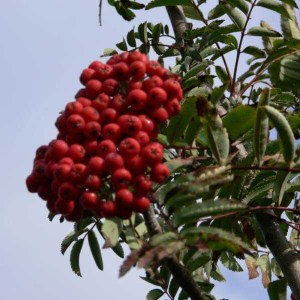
xmin=0 ymin=1 xmax=287 ymax=299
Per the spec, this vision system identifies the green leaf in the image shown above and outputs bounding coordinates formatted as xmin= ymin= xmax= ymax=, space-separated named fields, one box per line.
xmin=182 ymin=226 xmax=251 ymax=253
xmin=173 ymin=199 xmax=246 ymax=226
xmin=281 ymin=4 xmax=300 ymax=39
xmin=61 ymin=231 xmax=78 ymax=255
xmin=168 ymin=277 xmax=180 ymax=298
xmin=116 ymin=38 xmax=127 ymax=51
xmin=125 ymin=227 xmax=142 ymax=250
xmin=101 ymin=218 xmax=123 ymax=248
xmin=226 ymin=0 xmax=249 ymax=14
xmin=70 ymin=239 xmax=84 ymax=277
xmin=152 ymin=23 xmax=163 ymax=44
xmin=210 ymin=84 xmax=228 ymax=105
xmin=272 ymin=171 xmax=290 ymax=206
xmin=243 ymin=46 xmax=266 ymax=58
xmin=150 ymin=232 xmax=178 ymax=247
xmin=257 ymin=254 xmax=271 ymax=288
xmin=183 ymin=60 xmax=213 ymax=81
xmin=253 ymin=89 xmax=270 ymax=166
xmin=114 ymin=1 xmax=136 ymax=21
xmin=102 ymin=48 xmax=117 ymax=56
xmin=222 ymin=2 xmax=246 ymax=30
xmin=88 ymin=231 xmax=103 ymax=271
xmin=257 ymin=0 xmax=289 ymax=18
xmin=127 ymin=29 xmax=136 ymax=47
xmin=166 ymin=97 xmax=198 ymax=144
xmin=204 ymin=114 xmax=230 ymax=165
xmin=183 ymin=5 xmax=205 ymax=21
xmin=263 ymin=105 xmax=296 ymax=166
xmin=268 ymin=279 xmax=287 ymax=300
xmin=223 ymin=105 xmax=256 ymax=140
xmin=146 ymin=0 xmax=192 ymax=10
xmin=208 ymin=4 xmax=226 ymax=20
xmin=280 ymin=0 xmax=298 ymax=7
xmin=247 ymin=26 xmax=282 ymax=37
xmin=111 ymin=242 xmax=125 ymax=258
xmin=220 ymin=252 xmax=243 ymax=272
xmin=138 ymin=22 xmax=148 ymax=44
xmin=146 ymin=289 xmax=164 ymax=300
xmin=74 ymin=217 xmax=95 ymax=232
xmin=186 ymin=253 xmax=211 ymax=272
xmin=215 ymin=66 xmax=229 ymax=84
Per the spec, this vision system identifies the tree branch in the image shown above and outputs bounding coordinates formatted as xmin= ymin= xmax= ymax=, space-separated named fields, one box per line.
xmin=256 ymin=210 xmax=300 ymax=299
xmin=144 ymin=205 xmax=214 ymax=300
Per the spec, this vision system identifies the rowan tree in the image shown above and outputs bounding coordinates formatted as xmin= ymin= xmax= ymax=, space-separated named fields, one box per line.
xmin=26 ymin=1 xmax=300 ymax=299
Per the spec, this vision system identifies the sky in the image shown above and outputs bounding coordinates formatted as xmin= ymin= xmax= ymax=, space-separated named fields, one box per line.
xmin=0 ymin=1 xmax=290 ymax=299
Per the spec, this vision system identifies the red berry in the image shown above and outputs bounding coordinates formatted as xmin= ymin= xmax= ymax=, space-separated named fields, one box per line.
xmin=141 ymin=142 xmax=164 ymax=166
xmin=128 ymin=51 xmax=148 ymax=64
xmin=148 ymin=87 xmax=168 ymax=106
xmin=164 ymin=98 xmax=181 ymax=116
xmin=67 ymin=144 xmax=85 ymax=162
xmin=143 ymin=75 xmax=163 ymax=92
xmin=101 ymin=201 xmax=117 ymax=218
xmin=100 ymin=108 xmax=118 ymax=125
xmin=132 ymin=175 xmax=152 ymax=195
xmin=104 ymin=153 xmax=125 ymax=174
xmin=81 ymin=106 xmax=100 ymax=122
xmin=126 ymin=156 xmax=147 ymax=175
xmin=84 ymin=174 xmax=102 ymax=190
xmin=119 ymin=137 xmax=141 ymax=158
xmin=129 ymin=61 xmax=146 ymax=80
xmin=115 ymin=189 xmax=133 ymax=207
xmin=150 ymin=107 xmax=169 ymax=123
xmin=92 ymin=93 xmax=109 ymax=112
xmin=118 ymin=114 xmax=142 ymax=136
xmin=80 ymin=191 xmax=99 ymax=210
xmin=69 ymin=163 xmax=87 ymax=183
xmin=50 ymin=139 xmax=69 ymax=160
xmin=26 ymin=174 xmax=39 ymax=193
xmin=146 ymin=61 xmax=163 ymax=76
xmin=151 ymin=163 xmax=170 ymax=183
xmin=163 ymin=78 xmax=182 ymax=98
xmin=53 ymin=163 xmax=72 ymax=181
xmin=94 ymin=64 xmax=114 ymax=80
xmin=67 ymin=114 xmax=85 ymax=133
xmin=64 ymin=206 xmax=83 ymax=222
xmin=80 ymin=68 xmax=95 ymax=85
xmin=133 ymin=196 xmax=150 ymax=213
xmin=84 ymin=121 xmax=102 ymax=139
xmin=55 ymin=198 xmax=76 ymax=215
xmin=127 ymin=89 xmax=148 ymax=111
xmin=110 ymin=94 xmax=127 ymax=113
xmin=89 ymin=61 xmax=103 ymax=70
xmin=133 ymin=131 xmax=150 ymax=147
xmin=97 ymin=140 xmax=117 ymax=158
xmin=87 ymin=156 xmax=105 ymax=175
xmin=85 ymin=79 xmax=102 ymax=99
xmin=111 ymin=168 xmax=132 ymax=189
xmin=102 ymin=123 xmax=122 ymax=143
xmin=138 ymin=115 xmax=154 ymax=134
xmin=76 ymin=97 xmax=92 ymax=107
xmin=58 ymin=182 xmax=80 ymax=201
xmin=126 ymin=80 xmax=143 ymax=92
xmin=113 ymin=62 xmax=130 ymax=80
xmin=65 ymin=101 xmax=83 ymax=116
xmin=102 ymin=78 xmax=120 ymax=95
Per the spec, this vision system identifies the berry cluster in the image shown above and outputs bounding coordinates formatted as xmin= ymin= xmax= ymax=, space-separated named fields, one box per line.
xmin=26 ymin=51 xmax=183 ymax=222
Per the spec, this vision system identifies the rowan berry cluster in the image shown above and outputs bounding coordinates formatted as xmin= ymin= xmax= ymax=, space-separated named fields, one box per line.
xmin=26 ymin=51 xmax=183 ymax=222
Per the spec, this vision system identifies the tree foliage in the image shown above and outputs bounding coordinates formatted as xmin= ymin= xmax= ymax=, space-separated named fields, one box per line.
xmin=48 ymin=1 xmax=300 ymax=299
